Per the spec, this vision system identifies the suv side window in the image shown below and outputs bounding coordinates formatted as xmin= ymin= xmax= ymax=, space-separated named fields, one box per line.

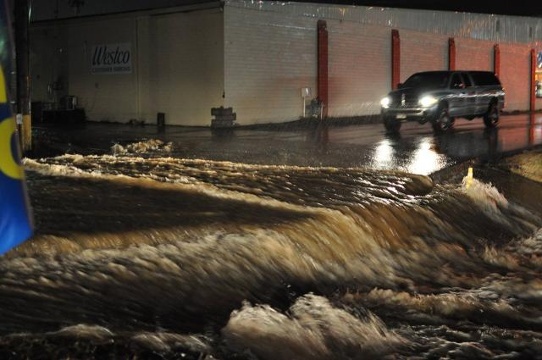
xmin=470 ymin=71 xmax=500 ymax=86
xmin=461 ymin=73 xmax=473 ymax=87
xmin=451 ymin=73 xmax=465 ymax=89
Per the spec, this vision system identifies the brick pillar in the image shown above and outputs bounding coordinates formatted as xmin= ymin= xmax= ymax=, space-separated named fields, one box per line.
xmin=391 ymin=29 xmax=400 ymax=89
xmin=317 ymin=20 xmax=328 ymax=118
xmin=493 ymin=44 xmax=500 ymax=77
xmin=448 ymin=37 xmax=456 ymax=71
xmin=531 ymin=49 xmax=536 ymax=112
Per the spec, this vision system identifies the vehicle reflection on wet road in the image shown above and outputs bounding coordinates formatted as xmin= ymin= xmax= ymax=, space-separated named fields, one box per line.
xmin=32 ymin=112 xmax=542 ymax=174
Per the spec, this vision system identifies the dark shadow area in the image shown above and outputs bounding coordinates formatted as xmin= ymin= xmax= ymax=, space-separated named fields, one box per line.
xmin=24 ymin=171 xmax=313 ymax=237
xmin=240 ymin=114 xmax=381 ymax=131
xmin=211 ymin=127 xmax=236 ymax=140
xmin=475 ymin=166 xmax=542 ymax=218
xmin=432 ymin=127 xmax=500 ymax=162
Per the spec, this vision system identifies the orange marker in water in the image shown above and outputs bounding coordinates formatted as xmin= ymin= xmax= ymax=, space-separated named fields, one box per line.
xmin=465 ymin=167 xmax=474 ymax=189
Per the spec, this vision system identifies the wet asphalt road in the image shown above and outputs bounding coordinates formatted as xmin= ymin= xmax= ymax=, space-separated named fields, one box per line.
xmin=27 ymin=112 xmax=542 ymax=217
xmin=29 ymin=112 xmax=542 ymax=175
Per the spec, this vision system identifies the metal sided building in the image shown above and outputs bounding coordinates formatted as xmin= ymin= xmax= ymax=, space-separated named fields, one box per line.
xmin=29 ymin=0 xmax=542 ymax=126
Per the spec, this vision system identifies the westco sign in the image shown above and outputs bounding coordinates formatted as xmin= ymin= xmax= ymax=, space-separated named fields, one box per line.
xmin=91 ymin=43 xmax=132 ymax=74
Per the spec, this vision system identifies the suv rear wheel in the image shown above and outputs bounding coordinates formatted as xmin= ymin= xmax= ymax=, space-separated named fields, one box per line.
xmin=483 ymin=102 xmax=499 ymax=127
xmin=432 ymin=105 xmax=455 ymax=132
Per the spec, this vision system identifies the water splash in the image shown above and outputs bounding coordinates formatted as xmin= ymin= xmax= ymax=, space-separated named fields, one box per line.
xmin=1 ymin=151 xmax=540 ymax=358
xmin=222 ymin=293 xmax=405 ymax=360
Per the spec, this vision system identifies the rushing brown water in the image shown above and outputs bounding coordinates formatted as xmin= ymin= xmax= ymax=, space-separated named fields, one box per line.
xmin=1 ymin=140 xmax=541 ymax=359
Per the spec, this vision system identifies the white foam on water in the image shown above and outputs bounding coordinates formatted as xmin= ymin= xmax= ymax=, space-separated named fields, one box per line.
xmin=9 ymin=151 xmax=541 ymax=359
xmin=222 ymin=293 xmax=405 ymax=360
xmin=461 ymin=176 xmax=508 ymax=214
xmin=111 ymin=139 xmax=174 ymax=155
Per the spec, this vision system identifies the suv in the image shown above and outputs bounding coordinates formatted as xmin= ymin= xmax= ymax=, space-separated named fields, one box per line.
xmin=380 ymin=70 xmax=505 ymax=133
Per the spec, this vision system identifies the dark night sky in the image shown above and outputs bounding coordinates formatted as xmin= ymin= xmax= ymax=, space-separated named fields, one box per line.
xmin=24 ymin=1 xmax=542 ymax=21
xmin=309 ymin=1 xmax=542 ymax=18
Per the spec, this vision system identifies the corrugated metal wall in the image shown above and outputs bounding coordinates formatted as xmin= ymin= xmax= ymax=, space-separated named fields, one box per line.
xmin=30 ymin=0 xmax=542 ymax=126
xmin=142 ymin=9 xmax=224 ymax=126
xmin=225 ymin=0 xmax=542 ymax=44
xmin=327 ymin=21 xmax=390 ymax=117
xmin=455 ymin=38 xmax=494 ymax=71
xmin=400 ymin=29 xmax=448 ymax=80
xmin=30 ymin=7 xmax=224 ymax=126
xmin=224 ymin=7 xmax=318 ymax=124
xmin=500 ymin=44 xmax=532 ymax=111
xmin=224 ymin=0 xmax=542 ymax=123
xmin=31 ymin=16 xmax=139 ymax=123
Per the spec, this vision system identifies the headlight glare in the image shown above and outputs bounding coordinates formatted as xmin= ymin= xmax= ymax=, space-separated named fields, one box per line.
xmin=419 ymin=95 xmax=438 ymax=108
xmin=380 ymin=97 xmax=391 ymax=108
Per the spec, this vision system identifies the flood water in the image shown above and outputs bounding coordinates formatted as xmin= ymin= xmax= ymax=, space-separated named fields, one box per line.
xmin=2 ymin=138 xmax=542 ymax=359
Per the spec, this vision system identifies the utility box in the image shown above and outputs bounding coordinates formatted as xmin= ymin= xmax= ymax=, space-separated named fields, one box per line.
xmin=305 ymin=99 xmax=323 ymax=119
xmin=211 ymin=106 xmax=236 ymax=128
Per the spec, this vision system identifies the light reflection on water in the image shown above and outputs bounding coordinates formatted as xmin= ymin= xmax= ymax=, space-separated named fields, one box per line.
xmin=1 ymin=148 xmax=541 ymax=359
xmin=372 ymin=137 xmax=447 ymax=175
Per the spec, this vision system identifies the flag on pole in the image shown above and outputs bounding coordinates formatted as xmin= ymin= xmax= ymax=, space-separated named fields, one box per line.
xmin=0 ymin=1 xmax=33 ymax=254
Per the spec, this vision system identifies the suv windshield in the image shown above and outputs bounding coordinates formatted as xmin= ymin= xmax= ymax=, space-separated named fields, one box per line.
xmin=402 ymin=72 xmax=450 ymax=90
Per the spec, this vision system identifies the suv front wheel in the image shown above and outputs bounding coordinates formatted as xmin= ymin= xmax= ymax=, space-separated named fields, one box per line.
xmin=432 ymin=105 xmax=455 ymax=133
xmin=383 ymin=116 xmax=402 ymax=133
xmin=483 ymin=102 xmax=499 ymax=127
